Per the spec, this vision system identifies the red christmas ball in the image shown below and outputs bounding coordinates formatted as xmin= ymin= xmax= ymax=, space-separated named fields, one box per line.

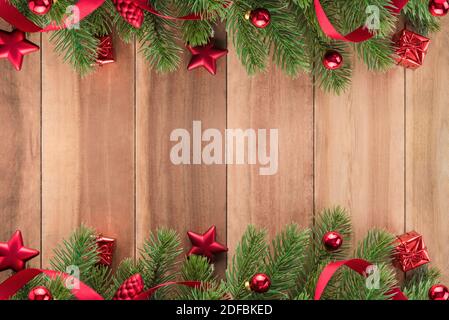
xmin=247 ymin=273 xmax=271 ymax=293
xmin=248 ymin=8 xmax=271 ymax=29
xmin=322 ymin=231 xmax=343 ymax=251
xmin=28 ymin=286 xmax=52 ymax=300
xmin=429 ymin=284 xmax=449 ymax=300
xmin=323 ymin=50 xmax=343 ymax=70
xmin=28 ymin=0 xmax=53 ymax=15
xmin=429 ymin=0 xmax=449 ymax=17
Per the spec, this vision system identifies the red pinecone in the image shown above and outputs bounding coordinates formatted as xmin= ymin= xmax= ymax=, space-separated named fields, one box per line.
xmin=113 ymin=0 xmax=144 ymax=28
xmin=113 ymin=274 xmax=145 ymax=300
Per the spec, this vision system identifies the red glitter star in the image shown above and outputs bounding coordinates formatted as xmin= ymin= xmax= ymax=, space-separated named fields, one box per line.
xmin=0 ymin=29 xmax=40 ymax=71
xmin=187 ymin=226 xmax=227 ymax=261
xmin=187 ymin=40 xmax=228 ymax=75
xmin=0 ymin=230 xmax=39 ymax=272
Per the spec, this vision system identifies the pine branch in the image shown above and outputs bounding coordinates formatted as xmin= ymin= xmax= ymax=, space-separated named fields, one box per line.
xmin=139 ymin=228 xmax=183 ymax=299
xmin=403 ymin=266 xmax=441 ymax=300
xmin=226 ymin=226 xmax=268 ymax=300
xmin=263 ymin=224 xmax=309 ymax=299
xmin=179 ymin=255 xmax=224 ymax=300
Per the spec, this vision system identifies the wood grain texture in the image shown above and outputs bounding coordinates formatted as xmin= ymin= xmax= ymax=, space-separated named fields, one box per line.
xmin=0 ymin=23 xmax=41 ymax=279
xmin=136 ymin=31 xmax=227 ymax=271
xmin=41 ymin=34 xmax=135 ymax=267
xmin=226 ymin=45 xmax=314 ymax=254
xmin=315 ymin=58 xmax=405 ymax=244
xmin=406 ymin=20 xmax=449 ymax=282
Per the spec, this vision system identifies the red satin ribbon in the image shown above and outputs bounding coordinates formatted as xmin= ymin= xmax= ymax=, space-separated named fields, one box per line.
xmin=314 ymin=0 xmax=411 ymax=43
xmin=0 ymin=0 xmax=106 ymax=33
xmin=0 ymin=268 xmax=201 ymax=300
xmin=314 ymin=258 xmax=408 ymax=300
xmin=0 ymin=268 xmax=104 ymax=300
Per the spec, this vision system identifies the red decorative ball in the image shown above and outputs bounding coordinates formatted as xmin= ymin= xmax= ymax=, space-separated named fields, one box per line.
xmin=28 ymin=0 xmax=53 ymax=15
xmin=247 ymin=273 xmax=271 ymax=293
xmin=323 ymin=50 xmax=343 ymax=70
xmin=429 ymin=284 xmax=449 ymax=300
xmin=429 ymin=0 xmax=449 ymax=17
xmin=28 ymin=286 xmax=52 ymax=300
xmin=248 ymin=8 xmax=271 ymax=29
xmin=322 ymin=231 xmax=343 ymax=251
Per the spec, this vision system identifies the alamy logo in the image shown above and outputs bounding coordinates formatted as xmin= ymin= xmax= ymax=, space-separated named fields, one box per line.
xmin=170 ymin=121 xmax=279 ymax=176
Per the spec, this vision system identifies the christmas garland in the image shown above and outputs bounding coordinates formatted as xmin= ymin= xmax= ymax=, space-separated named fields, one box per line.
xmin=0 ymin=0 xmax=447 ymax=93
xmin=0 ymin=207 xmax=448 ymax=300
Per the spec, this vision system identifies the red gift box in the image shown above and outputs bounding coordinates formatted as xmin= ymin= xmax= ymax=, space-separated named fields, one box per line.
xmin=393 ymin=231 xmax=430 ymax=272
xmin=95 ymin=35 xmax=115 ymax=66
xmin=394 ymin=29 xmax=430 ymax=69
xmin=96 ymin=235 xmax=116 ymax=266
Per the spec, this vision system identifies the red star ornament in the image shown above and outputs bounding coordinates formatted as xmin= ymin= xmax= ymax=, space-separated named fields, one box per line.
xmin=0 ymin=29 xmax=40 ymax=71
xmin=0 ymin=230 xmax=39 ymax=272
xmin=187 ymin=226 xmax=227 ymax=260
xmin=187 ymin=41 xmax=228 ymax=75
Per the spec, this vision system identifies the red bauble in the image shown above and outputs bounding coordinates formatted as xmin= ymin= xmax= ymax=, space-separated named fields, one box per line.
xmin=113 ymin=274 xmax=145 ymax=300
xmin=323 ymin=50 xmax=343 ymax=70
xmin=0 ymin=230 xmax=39 ymax=271
xmin=248 ymin=8 xmax=271 ymax=29
xmin=429 ymin=284 xmax=449 ymax=300
xmin=322 ymin=231 xmax=343 ymax=251
xmin=429 ymin=0 xmax=449 ymax=17
xmin=187 ymin=225 xmax=228 ymax=260
xmin=112 ymin=0 xmax=144 ymax=28
xmin=28 ymin=0 xmax=53 ymax=15
xmin=0 ymin=29 xmax=40 ymax=71
xmin=28 ymin=286 xmax=52 ymax=300
xmin=247 ymin=273 xmax=271 ymax=293
xmin=187 ymin=40 xmax=228 ymax=75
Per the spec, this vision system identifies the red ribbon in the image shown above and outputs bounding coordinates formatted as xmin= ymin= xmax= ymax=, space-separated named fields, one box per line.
xmin=0 ymin=268 xmax=104 ymax=300
xmin=314 ymin=0 xmax=411 ymax=43
xmin=314 ymin=258 xmax=408 ymax=300
xmin=0 ymin=0 xmax=106 ymax=33
xmin=0 ymin=268 xmax=201 ymax=300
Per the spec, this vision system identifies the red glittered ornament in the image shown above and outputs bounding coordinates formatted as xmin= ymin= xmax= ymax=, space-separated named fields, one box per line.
xmin=429 ymin=0 xmax=449 ymax=17
xmin=113 ymin=274 xmax=144 ymax=300
xmin=429 ymin=284 xmax=449 ymax=300
xmin=247 ymin=8 xmax=271 ymax=29
xmin=28 ymin=286 xmax=52 ymax=300
xmin=323 ymin=50 xmax=343 ymax=70
xmin=28 ymin=0 xmax=53 ymax=15
xmin=96 ymin=234 xmax=116 ymax=266
xmin=322 ymin=231 xmax=343 ymax=251
xmin=112 ymin=0 xmax=144 ymax=28
xmin=246 ymin=273 xmax=271 ymax=293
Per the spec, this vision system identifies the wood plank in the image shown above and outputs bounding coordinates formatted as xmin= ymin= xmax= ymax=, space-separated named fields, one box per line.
xmin=0 ymin=23 xmax=41 ymax=279
xmin=315 ymin=58 xmax=405 ymax=244
xmin=41 ymin=34 xmax=135 ymax=267
xmin=406 ymin=20 xmax=449 ymax=282
xmin=227 ymin=46 xmax=314 ymax=254
xmin=136 ymin=31 xmax=227 ymax=271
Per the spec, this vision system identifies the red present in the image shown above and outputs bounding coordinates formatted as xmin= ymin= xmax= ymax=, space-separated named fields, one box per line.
xmin=96 ymin=235 xmax=116 ymax=266
xmin=394 ymin=29 xmax=430 ymax=69
xmin=94 ymin=35 xmax=115 ymax=66
xmin=393 ymin=231 xmax=430 ymax=272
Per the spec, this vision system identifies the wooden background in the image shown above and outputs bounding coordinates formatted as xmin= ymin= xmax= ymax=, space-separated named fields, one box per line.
xmin=1 ymin=19 xmax=448 ymax=283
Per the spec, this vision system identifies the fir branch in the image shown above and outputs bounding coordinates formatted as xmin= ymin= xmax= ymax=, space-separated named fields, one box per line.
xmin=50 ymin=225 xmax=100 ymax=287
xmin=139 ymin=228 xmax=183 ymax=298
xmin=263 ymin=224 xmax=309 ymax=299
xmin=403 ymin=0 xmax=440 ymax=35
xmin=403 ymin=266 xmax=441 ymax=300
xmin=226 ymin=226 xmax=268 ymax=300
xmin=179 ymin=255 xmax=224 ymax=300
